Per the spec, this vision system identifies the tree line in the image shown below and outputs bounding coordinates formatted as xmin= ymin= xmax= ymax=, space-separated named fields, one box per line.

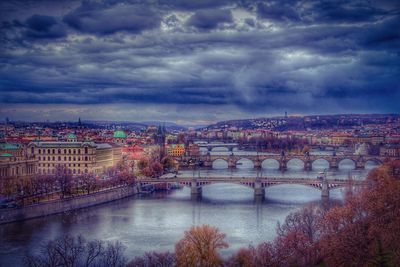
xmin=0 ymin=164 xmax=135 ymax=206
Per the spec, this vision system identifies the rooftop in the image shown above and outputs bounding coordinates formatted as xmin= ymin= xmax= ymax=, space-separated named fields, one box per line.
xmin=29 ymin=141 xmax=117 ymax=150
xmin=67 ymin=133 xmax=77 ymax=139
xmin=113 ymin=130 xmax=127 ymax=138
xmin=0 ymin=143 xmax=21 ymax=150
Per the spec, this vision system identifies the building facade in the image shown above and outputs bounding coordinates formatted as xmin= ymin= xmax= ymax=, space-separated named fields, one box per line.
xmin=0 ymin=154 xmax=37 ymax=178
xmin=166 ymin=144 xmax=185 ymax=157
xmin=27 ymin=141 xmax=122 ymax=175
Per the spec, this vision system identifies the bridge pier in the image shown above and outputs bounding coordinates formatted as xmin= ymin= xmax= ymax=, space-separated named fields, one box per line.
xmin=356 ymin=160 xmax=365 ymax=169
xmin=330 ymin=157 xmax=338 ymax=169
xmin=321 ymin=178 xmax=329 ymax=199
xmin=304 ymin=161 xmax=312 ymax=171
xmin=279 ymin=160 xmax=287 ymax=171
xmin=253 ymin=160 xmax=262 ymax=169
xmin=191 ymin=180 xmax=202 ymax=199
xmin=254 ymin=179 xmax=265 ymax=201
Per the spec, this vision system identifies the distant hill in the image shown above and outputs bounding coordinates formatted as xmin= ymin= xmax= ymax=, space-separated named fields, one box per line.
xmin=203 ymin=114 xmax=399 ymax=131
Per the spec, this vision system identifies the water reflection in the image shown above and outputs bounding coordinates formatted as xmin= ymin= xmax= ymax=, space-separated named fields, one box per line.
xmin=212 ymin=159 xmax=228 ymax=169
xmin=287 ymin=158 xmax=305 ymax=170
xmin=236 ymin=158 xmax=254 ymax=169
xmin=312 ymin=159 xmax=330 ymax=170
xmin=261 ymin=159 xmax=280 ymax=169
xmin=338 ymin=159 xmax=356 ymax=170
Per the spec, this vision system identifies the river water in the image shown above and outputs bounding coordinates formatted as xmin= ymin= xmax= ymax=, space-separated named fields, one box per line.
xmin=0 ymin=151 xmax=378 ymax=266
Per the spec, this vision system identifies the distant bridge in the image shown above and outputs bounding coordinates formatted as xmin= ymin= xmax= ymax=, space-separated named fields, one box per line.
xmin=179 ymin=154 xmax=389 ymax=171
xmin=138 ymin=176 xmax=367 ymax=200
xmin=197 ymin=143 xmax=239 ymax=152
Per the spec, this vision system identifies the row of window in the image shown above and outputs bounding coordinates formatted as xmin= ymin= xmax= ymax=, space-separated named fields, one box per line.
xmin=39 ymin=163 xmax=88 ymax=168
xmin=31 ymin=147 xmax=89 ymax=155
xmin=38 ymin=155 xmax=90 ymax=161
xmin=39 ymin=168 xmax=88 ymax=175
xmin=0 ymin=165 xmax=36 ymax=177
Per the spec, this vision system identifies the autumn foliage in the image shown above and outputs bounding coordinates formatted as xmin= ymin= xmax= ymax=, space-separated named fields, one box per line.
xmin=175 ymin=225 xmax=228 ymax=267
xmin=319 ymin=165 xmax=400 ymax=266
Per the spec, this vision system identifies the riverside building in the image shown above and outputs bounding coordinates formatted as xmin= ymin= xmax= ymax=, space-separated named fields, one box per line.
xmin=0 ymin=143 xmax=37 ymax=178
xmin=27 ymin=141 xmax=122 ymax=175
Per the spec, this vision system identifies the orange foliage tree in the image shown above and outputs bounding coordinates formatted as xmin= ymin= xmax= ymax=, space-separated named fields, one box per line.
xmin=320 ymin=165 xmax=400 ymax=266
xmin=175 ymin=225 xmax=228 ymax=267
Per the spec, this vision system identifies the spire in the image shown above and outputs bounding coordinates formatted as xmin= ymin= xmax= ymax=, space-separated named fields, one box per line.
xmin=157 ymin=125 xmax=163 ymax=135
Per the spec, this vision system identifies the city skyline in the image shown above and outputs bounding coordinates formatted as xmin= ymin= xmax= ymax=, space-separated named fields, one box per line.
xmin=1 ymin=0 xmax=399 ymax=124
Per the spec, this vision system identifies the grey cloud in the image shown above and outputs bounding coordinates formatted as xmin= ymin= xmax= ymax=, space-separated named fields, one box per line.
xmin=63 ymin=3 xmax=161 ymax=35
xmin=257 ymin=0 xmax=394 ymax=24
xmin=186 ymin=9 xmax=233 ymax=30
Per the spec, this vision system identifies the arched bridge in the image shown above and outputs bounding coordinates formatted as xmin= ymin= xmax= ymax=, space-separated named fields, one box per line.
xmin=138 ymin=176 xmax=367 ymax=200
xmin=179 ymin=154 xmax=389 ymax=171
xmin=197 ymin=143 xmax=239 ymax=152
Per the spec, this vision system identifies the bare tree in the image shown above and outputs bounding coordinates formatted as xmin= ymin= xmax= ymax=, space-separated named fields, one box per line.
xmin=55 ymin=165 xmax=73 ymax=198
xmin=25 ymin=235 xmax=126 ymax=267
xmin=127 ymin=251 xmax=176 ymax=267
xmin=80 ymin=174 xmax=98 ymax=194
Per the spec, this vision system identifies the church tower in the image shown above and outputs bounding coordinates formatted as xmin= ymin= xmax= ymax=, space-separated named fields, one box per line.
xmin=155 ymin=125 xmax=166 ymax=161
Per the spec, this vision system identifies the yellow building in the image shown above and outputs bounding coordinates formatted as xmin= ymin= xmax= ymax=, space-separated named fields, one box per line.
xmin=27 ymin=141 xmax=121 ymax=175
xmin=166 ymin=144 xmax=185 ymax=157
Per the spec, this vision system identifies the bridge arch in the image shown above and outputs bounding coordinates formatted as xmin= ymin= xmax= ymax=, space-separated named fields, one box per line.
xmin=312 ymin=158 xmax=330 ymax=170
xmin=200 ymin=182 xmax=254 ymax=190
xmin=261 ymin=158 xmax=280 ymax=169
xmin=338 ymin=158 xmax=356 ymax=170
xmin=212 ymin=158 xmax=229 ymax=169
xmin=365 ymin=159 xmax=382 ymax=169
xmin=264 ymin=183 xmax=322 ymax=191
xmin=199 ymin=147 xmax=208 ymax=155
xmin=264 ymin=183 xmax=323 ymax=203
xmin=235 ymin=158 xmax=254 ymax=169
xmin=211 ymin=147 xmax=229 ymax=152
xmin=286 ymin=158 xmax=305 ymax=170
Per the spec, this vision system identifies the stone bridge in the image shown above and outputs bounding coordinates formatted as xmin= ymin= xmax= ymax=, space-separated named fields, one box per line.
xmin=197 ymin=143 xmax=239 ymax=152
xmin=179 ymin=154 xmax=389 ymax=171
xmin=138 ymin=176 xmax=367 ymax=201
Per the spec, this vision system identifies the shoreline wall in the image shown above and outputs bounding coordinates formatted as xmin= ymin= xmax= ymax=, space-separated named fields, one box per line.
xmin=0 ymin=185 xmax=139 ymax=225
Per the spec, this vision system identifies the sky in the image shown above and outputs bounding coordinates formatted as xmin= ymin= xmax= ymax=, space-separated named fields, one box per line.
xmin=0 ymin=0 xmax=399 ymax=125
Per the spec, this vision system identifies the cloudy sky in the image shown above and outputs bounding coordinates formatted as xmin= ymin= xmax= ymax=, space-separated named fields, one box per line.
xmin=0 ymin=0 xmax=399 ymax=125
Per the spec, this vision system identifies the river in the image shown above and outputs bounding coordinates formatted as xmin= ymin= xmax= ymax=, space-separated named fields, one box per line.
xmin=0 ymin=153 xmax=378 ymax=266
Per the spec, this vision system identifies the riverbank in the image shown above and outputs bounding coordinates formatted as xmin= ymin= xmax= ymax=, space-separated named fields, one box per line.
xmin=0 ymin=185 xmax=139 ymax=224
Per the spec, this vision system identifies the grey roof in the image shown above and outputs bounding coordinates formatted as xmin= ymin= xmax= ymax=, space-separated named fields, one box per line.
xmin=29 ymin=141 xmax=116 ymax=150
xmin=29 ymin=141 xmax=96 ymax=148
xmin=95 ymin=143 xmax=112 ymax=149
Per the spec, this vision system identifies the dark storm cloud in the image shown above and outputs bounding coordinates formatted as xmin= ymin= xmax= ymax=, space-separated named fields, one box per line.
xmin=186 ymin=9 xmax=233 ymax=30
xmin=25 ymin=14 xmax=67 ymax=38
xmin=0 ymin=0 xmax=399 ymax=122
xmin=63 ymin=2 xmax=161 ymax=34
xmin=157 ymin=0 xmax=233 ymax=10
xmin=257 ymin=0 xmax=394 ymax=24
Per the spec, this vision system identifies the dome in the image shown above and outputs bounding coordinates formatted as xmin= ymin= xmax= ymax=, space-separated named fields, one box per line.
xmin=67 ymin=133 xmax=77 ymax=139
xmin=113 ymin=130 xmax=127 ymax=138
